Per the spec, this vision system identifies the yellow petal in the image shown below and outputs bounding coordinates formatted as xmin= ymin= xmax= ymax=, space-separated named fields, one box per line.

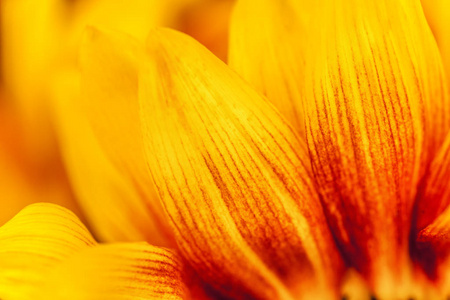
xmin=0 ymin=0 xmax=68 ymax=164
xmin=228 ymin=0 xmax=311 ymax=135
xmin=421 ymin=0 xmax=450 ymax=88
xmin=0 ymin=203 xmax=95 ymax=299
xmin=303 ymin=0 xmax=449 ymax=297
xmin=140 ymin=28 xmax=344 ymax=299
xmin=79 ymin=27 xmax=141 ymax=179
xmin=415 ymin=132 xmax=450 ymax=231
xmin=69 ymin=0 xmax=164 ymax=43
xmin=0 ymin=99 xmax=82 ymax=225
xmin=39 ymin=243 xmax=189 ymax=299
xmin=51 ymin=69 xmax=171 ymax=246
xmin=78 ymin=27 xmax=173 ymax=245
xmin=175 ymin=0 xmax=234 ymax=61
xmin=416 ymin=206 xmax=450 ymax=296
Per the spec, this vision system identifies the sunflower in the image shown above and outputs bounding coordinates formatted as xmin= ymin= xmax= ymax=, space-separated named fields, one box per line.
xmin=1 ymin=0 xmax=450 ymax=299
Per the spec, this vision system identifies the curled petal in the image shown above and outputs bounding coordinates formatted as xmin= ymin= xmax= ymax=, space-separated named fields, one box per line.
xmin=0 ymin=203 xmax=95 ymax=299
xmin=229 ymin=0 xmax=311 ymax=135
xmin=303 ymin=0 xmax=449 ymax=296
xmin=39 ymin=243 xmax=190 ymax=299
xmin=140 ymin=28 xmax=343 ymax=299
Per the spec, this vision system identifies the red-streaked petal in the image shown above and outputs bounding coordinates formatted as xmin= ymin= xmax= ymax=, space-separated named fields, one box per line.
xmin=303 ymin=0 xmax=449 ymax=297
xmin=415 ymin=132 xmax=450 ymax=231
xmin=139 ymin=28 xmax=344 ymax=300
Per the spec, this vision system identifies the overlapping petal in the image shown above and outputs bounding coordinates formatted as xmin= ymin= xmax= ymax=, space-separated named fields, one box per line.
xmin=416 ymin=206 xmax=450 ymax=296
xmin=415 ymin=132 xmax=450 ymax=231
xmin=0 ymin=203 xmax=189 ymax=299
xmin=77 ymin=27 xmax=173 ymax=245
xmin=303 ymin=0 xmax=449 ymax=297
xmin=140 ymin=28 xmax=344 ymax=299
xmin=40 ymin=243 xmax=189 ymax=299
xmin=51 ymin=69 xmax=170 ymax=245
xmin=421 ymin=0 xmax=450 ymax=87
xmin=0 ymin=203 xmax=95 ymax=299
xmin=229 ymin=0 xmax=311 ymax=135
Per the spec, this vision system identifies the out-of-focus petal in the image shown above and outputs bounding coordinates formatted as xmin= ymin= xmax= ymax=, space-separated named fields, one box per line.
xmin=50 ymin=70 xmax=171 ymax=246
xmin=340 ymin=269 xmax=371 ymax=300
xmin=175 ymin=0 xmax=234 ymax=61
xmin=78 ymin=27 xmax=172 ymax=245
xmin=76 ymin=27 xmax=172 ymax=241
xmin=0 ymin=203 xmax=95 ymax=299
xmin=228 ymin=0 xmax=311 ymax=135
xmin=303 ymin=0 xmax=449 ymax=297
xmin=421 ymin=0 xmax=450 ymax=87
xmin=0 ymin=97 xmax=83 ymax=226
xmin=68 ymin=0 xmax=164 ymax=45
xmin=416 ymin=206 xmax=450 ymax=296
xmin=40 ymin=243 xmax=190 ymax=299
xmin=0 ymin=0 xmax=67 ymax=164
xmin=140 ymin=28 xmax=344 ymax=299
xmin=415 ymin=132 xmax=450 ymax=231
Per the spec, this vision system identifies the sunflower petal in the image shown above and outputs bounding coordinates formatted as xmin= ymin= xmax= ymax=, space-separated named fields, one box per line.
xmin=79 ymin=27 xmax=146 ymax=192
xmin=415 ymin=132 xmax=450 ymax=231
xmin=79 ymin=27 xmax=172 ymax=245
xmin=421 ymin=0 xmax=450 ymax=87
xmin=140 ymin=28 xmax=344 ymax=299
xmin=39 ymin=243 xmax=189 ymax=299
xmin=0 ymin=0 xmax=67 ymax=163
xmin=416 ymin=206 xmax=450 ymax=295
xmin=228 ymin=0 xmax=310 ymax=135
xmin=0 ymin=203 xmax=95 ymax=299
xmin=303 ymin=0 xmax=449 ymax=296
xmin=51 ymin=69 xmax=171 ymax=245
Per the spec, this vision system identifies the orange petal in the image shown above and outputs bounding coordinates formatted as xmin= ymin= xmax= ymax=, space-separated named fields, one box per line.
xmin=40 ymin=243 xmax=190 ymax=299
xmin=303 ymin=0 xmax=449 ymax=297
xmin=229 ymin=0 xmax=311 ymax=135
xmin=415 ymin=132 xmax=450 ymax=231
xmin=174 ymin=0 xmax=233 ymax=61
xmin=0 ymin=203 xmax=95 ymax=299
xmin=140 ymin=28 xmax=344 ymax=299
xmin=421 ymin=0 xmax=450 ymax=88
xmin=416 ymin=206 xmax=450 ymax=296
xmin=51 ymin=69 xmax=171 ymax=245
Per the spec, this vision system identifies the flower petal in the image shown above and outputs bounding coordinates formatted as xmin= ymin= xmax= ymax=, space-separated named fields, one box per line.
xmin=0 ymin=0 xmax=67 ymax=163
xmin=39 ymin=243 xmax=190 ymax=299
xmin=415 ymin=132 xmax=450 ymax=231
xmin=175 ymin=0 xmax=233 ymax=61
xmin=421 ymin=0 xmax=450 ymax=88
xmin=51 ymin=69 xmax=171 ymax=245
xmin=78 ymin=27 xmax=173 ymax=245
xmin=140 ymin=28 xmax=344 ymax=299
xmin=303 ymin=0 xmax=449 ymax=296
xmin=416 ymin=206 xmax=450 ymax=296
xmin=228 ymin=0 xmax=310 ymax=135
xmin=69 ymin=0 xmax=165 ymax=43
xmin=0 ymin=203 xmax=95 ymax=299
